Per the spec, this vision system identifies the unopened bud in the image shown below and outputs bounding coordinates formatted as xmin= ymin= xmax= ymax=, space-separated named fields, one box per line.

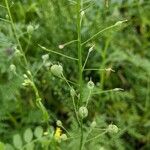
xmin=91 ymin=121 xmax=97 ymax=128
xmin=89 ymin=45 xmax=95 ymax=53
xmin=42 ymin=54 xmax=49 ymax=63
xmin=87 ymin=80 xmax=94 ymax=90
xmin=58 ymin=44 xmax=65 ymax=49
xmin=9 ymin=64 xmax=16 ymax=73
xmin=56 ymin=120 xmax=62 ymax=127
xmin=81 ymin=11 xmax=85 ymax=16
xmin=27 ymin=25 xmax=34 ymax=34
xmin=114 ymin=20 xmax=127 ymax=26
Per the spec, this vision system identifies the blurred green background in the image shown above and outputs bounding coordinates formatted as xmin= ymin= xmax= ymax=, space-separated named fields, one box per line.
xmin=0 ymin=0 xmax=150 ymax=149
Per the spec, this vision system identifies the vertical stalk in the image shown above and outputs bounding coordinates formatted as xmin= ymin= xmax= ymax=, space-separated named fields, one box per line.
xmin=100 ymin=39 xmax=110 ymax=90
xmin=77 ymin=0 xmax=83 ymax=149
xmin=5 ymin=0 xmax=49 ymax=125
xmin=77 ymin=0 xmax=83 ymax=106
xmin=4 ymin=0 xmax=28 ymax=67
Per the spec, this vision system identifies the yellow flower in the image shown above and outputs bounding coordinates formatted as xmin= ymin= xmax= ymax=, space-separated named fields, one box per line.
xmin=54 ymin=127 xmax=62 ymax=140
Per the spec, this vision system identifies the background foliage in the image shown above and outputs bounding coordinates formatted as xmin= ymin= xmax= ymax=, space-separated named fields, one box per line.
xmin=0 ymin=0 xmax=150 ymax=149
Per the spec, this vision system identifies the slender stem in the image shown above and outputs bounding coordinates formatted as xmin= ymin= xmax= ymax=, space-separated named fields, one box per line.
xmin=39 ymin=44 xmax=78 ymax=61
xmin=82 ymin=51 xmax=90 ymax=71
xmin=60 ymin=39 xmax=78 ymax=47
xmin=85 ymin=131 xmax=107 ymax=142
xmin=84 ymin=68 xmax=106 ymax=71
xmin=77 ymin=0 xmax=84 ymax=149
xmin=60 ymin=74 xmax=79 ymax=86
xmin=100 ymin=39 xmax=110 ymax=89
xmin=71 ymin=96 xmax=81 ymax=126
xmin=85 ymin=90 xmax=92 ymax=107
xmin=93 ymin=88 xmax=124 ymax=95
xmin=0 ymin=4 xmax=6 ymax=8
xmin=31 ymin=81 xmax=49 ymax=123
xmin=5 ymin=0 xmax=28 ymax=67
xmin=82 ymin=20 xmax=127 ymax=45
xmin=0 ymin=17 xmax=11 ymax=23
xmin=77 ymin=0 xmax=83 ymax=107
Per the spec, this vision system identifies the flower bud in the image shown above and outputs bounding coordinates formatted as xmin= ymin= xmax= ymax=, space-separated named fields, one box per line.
xmin=15 ymin=49 xmax=22 ymax=57
xmin=91 ymin=121 xmax=97 ymax=128
xmin=107 ymin=124 xmax=119 ymax=134
xmin=50 ymin=64 xmax=63 ymax=77
xmin=42 ymin=54 xmax=49 ymax=63
xmin=9 ymin=64 xmax=16 ymax=73
xmin=56 ymin=120 xmax=62 ymax=127
xmin=81 ymin=11 xmax=85 ymax=16
xmin=58 ymin=44 xmax=65 ymax=49
xmin=23 ymin=74 xmax=28 ymax=79
xmin=70 ymin=87 xmax=76 ymax=98
xmin=89 ymin=44 xmax=95 ymax=53
xmin=87 ymin=80 xmax=94 ymax=90
xmin=78 ymin=106 xmax=88 ymax=119
xmin=114 ymin=20 xmax=127 ymax=26
xmin=27 ymin=25 xmax=34 ymax=34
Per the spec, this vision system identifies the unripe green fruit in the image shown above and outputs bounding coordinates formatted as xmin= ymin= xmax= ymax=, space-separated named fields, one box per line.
xmin=78 ymin=106 xmax=88 ymax=119
xmin=50 ymin=64 xmax=63 ymax=77
xmin=107 ymin=124 xmax=119 ymax=134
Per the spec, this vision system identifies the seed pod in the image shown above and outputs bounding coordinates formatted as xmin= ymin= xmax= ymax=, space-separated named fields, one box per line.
xmin=87 ymin=80 xmax=94 ymax=90
xmin=78 ymin=106 xmax=88 ymax=119
xmin=50 ymin=64 xmax=63 ymax=77
xmin=107 ymin=124 xmax=119 ymax=134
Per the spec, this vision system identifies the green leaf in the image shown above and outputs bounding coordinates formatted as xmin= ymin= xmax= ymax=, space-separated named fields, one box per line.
xmin=5 ymin=144 xmax=14 ymax=150
xmin=34 ymin=126 xmax=43 ymax=138
xmin=24 ymin=128 xmax=33 ymax=143
xmin=13 ymin=134 xmax=22 ymax=149
xmin=25 ymin=143 xmax=34 ymax=150
xmin=0 ymin=142 xmax=5 ymax=150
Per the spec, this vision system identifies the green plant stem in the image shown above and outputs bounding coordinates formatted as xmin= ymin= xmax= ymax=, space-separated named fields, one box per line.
xmin=39 ymin=44 xmax=78 ymax=61
xmin=71 ymin=96 xmax=81 ymax=126
xmin=31 ymin=81 xmax=49 ymax=123
xmin=85 ymin=90 xmax=92 ymax=107
xmin=85 ymin=131 xmax=107 ymax=142
xmin=5 ymin=0 xmax=28 ymax=67
xmin=77 ymin=0 xmax=84 ymax=149
xmin=81 ymin=20 xmax=127 ymax=45
xmin=100 ymin=39 xmax=110 ymax=90
xmin=82 ymin=51 xmax=90 ymax=71
xmin=61 ymin=39 xmax=78 ymax=47
xmin=0 ymin=17 xmax=11 ymax=23
xmin=84 ymin=68 xmax=106 ymax=71
xmin=0 ymin=4 xmax=6 ymax=8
